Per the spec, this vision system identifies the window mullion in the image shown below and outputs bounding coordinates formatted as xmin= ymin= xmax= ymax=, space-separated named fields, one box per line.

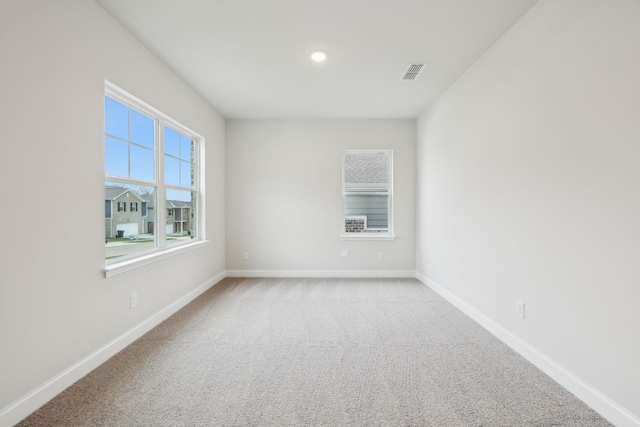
xmin=192 ymin=139 xmax=200 ymax=239
xmin=127 ymin=107 xmax=131 ymax=178
xmin=157 ymin=119 xmax=166 ymax=248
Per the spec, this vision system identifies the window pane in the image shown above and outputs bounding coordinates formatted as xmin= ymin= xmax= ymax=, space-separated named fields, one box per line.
xmin=343 ymin=151 xmax=391 ymax=233
xmin=165 ymin=189 xmax=196 ymax=247
xmin=180 ymin=160 xmax=192 ymax=187
xmin=105 ymin=182 xmax=156 ymax=261
xmin=345 ymin=194 xmax=389 ymax=229
xmin=105 ymin=136 xmax=128 ymax=177
xmin=130 ymin=109 xmax=154 ymax=148
xmin=130 ymin=145 xmax=154 ymax=181
xmin=164 ymin=155 xmax=180 ymax=185
xmin=164 ymin=126 xmax=180 ymax=157
xmin=104 ymin=96 xmax=128 ymax=139
xmin=180 ymin=136 xmax=193 ymax=161
xmin=344 ymin=151 xmax=389 ymax=192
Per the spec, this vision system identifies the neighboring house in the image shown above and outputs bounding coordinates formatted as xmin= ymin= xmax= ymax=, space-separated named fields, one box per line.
xmin=139 ymin=193 xmax=193 ymax=235
xmin=166 ymin=200 xmax=192 ymax=235
xmin=105 ymin=186 xmax=148 ymax=238
xmin=140 ymin=192 xmax=155 ymax=234
xmin=106 ymin=187 xmax=192 ymax=237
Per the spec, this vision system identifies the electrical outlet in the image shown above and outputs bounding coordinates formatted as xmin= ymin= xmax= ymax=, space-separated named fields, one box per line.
xmin=516 ymin=300 xmax=524 ymax=319
xmin=341 ymin=249 xmax=348 ymax=257
xmin=243 ymin=252 xmax=249 ymax=261
xmin=378 ymin=252 xmax=384 ymax=260
xmin=130 ymin=292 xmax=138 ymax=309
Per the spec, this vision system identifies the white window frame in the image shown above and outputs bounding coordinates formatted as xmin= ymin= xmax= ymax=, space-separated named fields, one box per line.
xmin=341 ymin=149 xmax=395 ymax=241
xmin=103 ymin=81 xmax=206 ymax=277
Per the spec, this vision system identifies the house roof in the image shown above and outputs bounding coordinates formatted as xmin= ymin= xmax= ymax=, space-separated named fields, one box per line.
xmin=105 ymin=186 xmax=128 ymax=200
xmin=344 ymin=152 xmax=390 ymax=186
xmin=106 ymin=186 xmax=191 ymax=209
xmin=105 ymin=186 xmax=146 ymax=202
xmin=140 ymin=193 xmax=154 ymax=203
xmin=167 ymin=200 xmax=191 ymax=209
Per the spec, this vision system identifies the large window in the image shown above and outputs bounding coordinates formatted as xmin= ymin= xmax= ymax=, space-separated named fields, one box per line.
xmin=104 ymin=83 xmax=202 ymax=267
xmin=342 ymin=150 xmax=393 ymax=238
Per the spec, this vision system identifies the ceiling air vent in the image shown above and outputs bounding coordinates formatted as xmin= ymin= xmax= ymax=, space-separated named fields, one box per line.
xmin=401 ymin=62 xmax=427 ymax=81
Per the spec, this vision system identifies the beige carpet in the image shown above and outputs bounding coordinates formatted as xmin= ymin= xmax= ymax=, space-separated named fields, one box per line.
xmin=18 ymin=277 xmax=610 ymax=426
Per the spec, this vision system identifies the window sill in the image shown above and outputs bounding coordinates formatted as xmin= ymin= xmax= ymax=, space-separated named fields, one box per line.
xmin=340 ymin=234 xmax=395 ymax=241
xmin=103 ymin=240 xmax=208 ymax=278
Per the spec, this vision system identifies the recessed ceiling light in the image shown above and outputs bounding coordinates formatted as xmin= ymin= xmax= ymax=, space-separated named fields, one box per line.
xmin=310 ymin=50 xmax=328 ymax=62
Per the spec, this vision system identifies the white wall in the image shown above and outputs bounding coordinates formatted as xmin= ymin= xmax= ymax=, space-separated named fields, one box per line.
xmin=416 ymin=0 xmax=640 ymax=423
xmin=226 ymin=120 xmax=416 ymax=274
xmin=0 ymin=0 xmax=225 ymax=423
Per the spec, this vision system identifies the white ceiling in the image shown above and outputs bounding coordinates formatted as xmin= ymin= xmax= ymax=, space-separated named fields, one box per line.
xmin=95 ymin=0 xmax=539 ymax=119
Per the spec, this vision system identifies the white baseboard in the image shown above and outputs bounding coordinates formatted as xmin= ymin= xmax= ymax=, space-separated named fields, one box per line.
xmin=225 ymin=269 xmax=416 ymax=278
xmin=415 ymin=272 xmax=640 ymax=427
xmin=5 ymin=270 xmax=637 ymax=427
xmin=0 ymin=271 xmax=226 ymax=427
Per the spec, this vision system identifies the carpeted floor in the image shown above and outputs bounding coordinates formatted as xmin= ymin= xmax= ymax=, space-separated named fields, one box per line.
xmin=18 ymin=277 xmax=611 ymax=426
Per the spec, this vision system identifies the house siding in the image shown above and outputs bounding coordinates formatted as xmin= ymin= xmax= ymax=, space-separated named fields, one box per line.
xmin=110 ymin=193 xmax=143 ymax=237
xmin=345 ymin=195 xmax=389 ymax=229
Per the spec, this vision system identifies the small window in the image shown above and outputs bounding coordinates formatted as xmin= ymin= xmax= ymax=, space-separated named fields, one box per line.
xmin=117 ymin=202 xmax=126 ymax=212
xmin=130 ymin=202 xmax=138 ymax=212
xmin=342 ymin=150 xmax=393 ymax=238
